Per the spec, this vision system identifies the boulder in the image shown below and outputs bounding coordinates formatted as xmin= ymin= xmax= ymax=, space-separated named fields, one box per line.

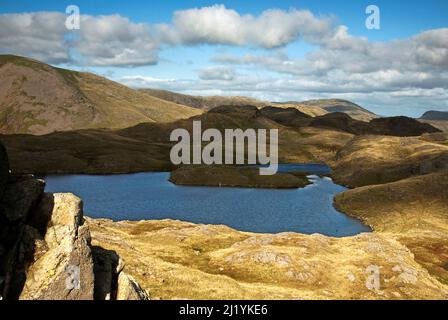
xmin=19 ymin=193 xmax=95 ymax=300
xmin=116 ymin=272 xmax=150 ymax=300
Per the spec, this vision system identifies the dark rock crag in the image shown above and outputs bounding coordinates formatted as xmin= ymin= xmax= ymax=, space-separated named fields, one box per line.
xmin=0 ymin=140 xmax=148 ymax=300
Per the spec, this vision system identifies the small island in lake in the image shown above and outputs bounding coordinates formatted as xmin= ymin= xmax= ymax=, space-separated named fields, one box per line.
xmin=169 ymin=165 xmax=311 ymax=189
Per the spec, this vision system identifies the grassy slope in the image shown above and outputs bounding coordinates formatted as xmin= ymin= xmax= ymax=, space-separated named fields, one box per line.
xmin=88 ymin=217 xmax=448 ymax=299
xmin=331 ymin=135 xmax=448 ymax=188
xmin=0 ymin=107 xmax=354 ymax=174
xmin=335 ymin=172 xmax=448 ymax=285
xmin=0 ymin=55 xmax=202 ymax=135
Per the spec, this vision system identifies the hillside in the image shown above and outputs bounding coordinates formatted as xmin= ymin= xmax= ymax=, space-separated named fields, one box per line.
xmin=331 ymin=135 xmax=448 ymax=188
xmin=1 ymin=105 xmax=442 ymax=175
xmin=0 ymin=105 xmax=356 ymax=174
xmin=140 ymin=88 xmax=269 ymax=109
xmin=335 ymin=171 xmax=448 ymax=285
xmin=0 ymin=55 xmax=202 ymax=135
xmin=418 ymin=111 xmax=448 ymax=132
xmin=296 ymin=99 xmax=378 ymax=122
xmin=420 ymin=111 xmax=448 ymax=120
xmin=140 ymin=90 xmax=378 ymax=120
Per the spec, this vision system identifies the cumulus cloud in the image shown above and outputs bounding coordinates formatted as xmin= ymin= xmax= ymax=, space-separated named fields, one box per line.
xmin=1 ymin=5 xmax=447 ymax=116
xmin=212 ymin=27 xmax=448 ymax=97
xmin=157 ymin=4 xmax=335 ymax=48
xmin=0 ymin=12 xmax=69 ymax=64
xmin=199 ymin=66 xmax=235 ymax=80
xmin=74 ymin=15 xmax=159 ymax=66
xmin=0 ymin=12 xmax=159 ymax=66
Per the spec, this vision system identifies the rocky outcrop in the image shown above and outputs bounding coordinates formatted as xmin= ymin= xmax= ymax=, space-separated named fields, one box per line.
xmin=310 ymin=113 xmax=441 ymax=136
xmin=18 ymin=193 xmax=95 ymax=300
xmin=0 ymin=175 xmax=45 ymax=299
xmin=92 ymin=246 xmax=149 ymax=300
xmin=88 ymin=218 xmax=448 ymax=300
xmin=0 ymin=144 xmax=147 ymax=300
xmin=116 ymin=272 xmax=150 ymax=300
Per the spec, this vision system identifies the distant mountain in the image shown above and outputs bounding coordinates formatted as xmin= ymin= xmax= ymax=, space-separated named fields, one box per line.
xmin=309 ymin=113 xmax=441 ymax=136
xmin=419 ymin=111 xmax=448 ymax=132
xmin=0 ymin=55 xmax=202 ymax=135
xmin=2 ymin=105 xmax=442 ymax=175
xmin=420 ymin=111 xmax=448 ymax=120
xmin=297 ymin=99 xmax=378 ymax=122
xmin=140 ymin=89 xmax=269 ymax=109
xmin=142 ymin=90 xmax=378 ymax=121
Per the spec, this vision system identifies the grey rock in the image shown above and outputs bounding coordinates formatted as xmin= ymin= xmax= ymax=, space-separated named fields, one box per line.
xmin=19 ymin=193 xmax=95 ymax=300
xmin=116 ymin=272 xmax=150 ymax=300
xmin=1 ymin=175 xmax=45 ymax=223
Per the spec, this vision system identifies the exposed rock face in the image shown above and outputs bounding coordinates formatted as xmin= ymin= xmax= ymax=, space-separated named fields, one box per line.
xmin=0 ymin=175 xmax=45 ymax=299
xmin=116 ymin=272 xmax=150 ymax=300
xmin=19 ymin=193 xmax=95 ymax=300
xmin=0 ymin=145 xmax=147 ymax=300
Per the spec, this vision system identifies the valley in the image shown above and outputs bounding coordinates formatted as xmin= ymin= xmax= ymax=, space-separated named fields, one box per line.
xmin=1 ymin=55 xmax=447 ymax=300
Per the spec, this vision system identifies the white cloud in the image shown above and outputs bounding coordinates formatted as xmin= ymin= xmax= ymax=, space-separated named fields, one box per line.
xmin=75 ymin=15 xmax=159 ymax=66
xmin=0 ymin=12 xmax=159 ymax=66
xmin=0 ymin=12 xmax=69 ymax=64
xmin=199 ymin=66 xmax=235 ymax=81
xmin=120 ymin=75 xmax=176 ymax=87
xmin=1 ymin=6 xmax=447 ymax=116
xmin=157 ymin=4 xmax=335 ymax=48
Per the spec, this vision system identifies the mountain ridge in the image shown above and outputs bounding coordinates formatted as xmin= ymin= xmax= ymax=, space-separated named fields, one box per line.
xmin=0 ymin=55 xmax=202 ymax=135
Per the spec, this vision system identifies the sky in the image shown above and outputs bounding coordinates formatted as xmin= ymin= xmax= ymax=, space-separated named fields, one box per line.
xmin=1 ymin=0 xmax=447 ymax=117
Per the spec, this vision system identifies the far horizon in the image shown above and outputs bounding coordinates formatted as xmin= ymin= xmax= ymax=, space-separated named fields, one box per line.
xmin=1 ymin=0 xmax=447 ymax=117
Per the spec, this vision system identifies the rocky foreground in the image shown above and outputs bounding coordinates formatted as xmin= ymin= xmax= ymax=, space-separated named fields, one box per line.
xmin=0 ymin=143 xmax=148 ymax=300
xmin=87 ymin=218 xmax=447 ymax=300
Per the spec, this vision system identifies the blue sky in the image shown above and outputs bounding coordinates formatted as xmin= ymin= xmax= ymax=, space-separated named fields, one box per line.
xmin=1 ymin=0 xmax=447 ymax=116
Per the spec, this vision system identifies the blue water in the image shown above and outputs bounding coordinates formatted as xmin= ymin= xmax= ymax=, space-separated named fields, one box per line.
xmin=41 ymin=164 xmax=370 ymax=237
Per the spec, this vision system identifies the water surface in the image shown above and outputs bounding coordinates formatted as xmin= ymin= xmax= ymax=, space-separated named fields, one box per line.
xmin=42 ymin=164 xmax=370 ymax=237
